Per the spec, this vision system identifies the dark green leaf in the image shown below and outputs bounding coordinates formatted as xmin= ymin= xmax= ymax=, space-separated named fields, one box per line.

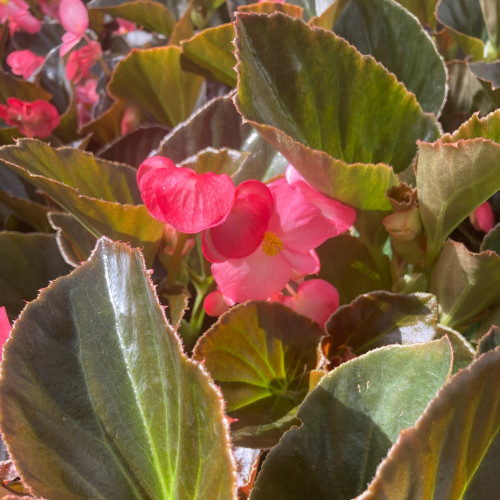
xmin=435 ymin=324 xmax=475 ymax=373
xmin=0 ymin=69 xmax=51 ymax=103
xmin=417 ymin=138 xmax=500 ymax=264
xmin=430 ymin=240 xmax=500 ymax=328
xmin=0 ymin=190 xmax=54 ymax=232
xmin=469 ymin=61 xmax=500 ymax=107
xmin=479 ymin=0 xmax=500 ymax=53
xmin=359 ymin=347 xmax=500 ymax=500
xmin=477 ymin=325 xmax=500 ymax=356
xmin=392 ymin=0 xmax=438 ymax=28
xmin=108 ymin=46 xmax=204 ymax=128
xmin=251 ymin=339 xmax=452 ymax=500
xmin=0 ymin=232 xmax=71 ymax=319
xmin=193 ymin=301 xmax=323 ymax=448
xmin=331 ymin=0 xmax=447 ymax=114
xmin=0 ymin=238 xmax=236 ymax=499
xmin=481 ymin=223 xmax=500 ymax=253
xmin=323 ymin=292 xmax=438 ymax=365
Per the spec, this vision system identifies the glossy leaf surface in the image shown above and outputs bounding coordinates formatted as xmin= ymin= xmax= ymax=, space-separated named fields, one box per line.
xmin=251 ymin=339 xmax=452 ymax=500
xmin=0 ymin=238 xmax=236 ymax=499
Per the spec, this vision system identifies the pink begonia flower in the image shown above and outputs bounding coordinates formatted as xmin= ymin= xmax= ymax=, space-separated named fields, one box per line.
xmin=120 ymin=105 xmax=142 ymax=135
xmin=211 ymin=178 xmax=349 ymax=303
xmin=137 ymin=156 xmax=236 ymax=234
xmin=275 ymin=279 xmax=339 ymax=326
xmin=470 ymin=201 xmax=495 ymax=233
xmin=75 ymin=78 xmax=98 ymax=127
xmin=286 ymin=164 xmax=356 ymax=233
xmin=0 ymin=0 xmax=41 ymax=35
xmin=6 ymin=49 xmax=44 ymax=80
xmin=116 ymin=17 xmax=137 ymax=34
xmin=0 ymin=98 xmax=59 ymax=138
xmin=59 ymin=0 xmax=89 ymax=56
xmin=204 ymin=290 xmax=232 ymax=317
xmin=40 ymin=0 xmax=60 ymax=19
xmin=66 ymin=41 xmax=102 ymax=83
xmin=0 ymin=307 xmax=12 ymax=363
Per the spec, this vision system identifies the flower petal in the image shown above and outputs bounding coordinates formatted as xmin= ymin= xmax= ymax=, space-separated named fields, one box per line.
xmin=0 ymin=307 xmax=12 ymax=363
xmin=59 ymin=0 xmax=88 ymax=36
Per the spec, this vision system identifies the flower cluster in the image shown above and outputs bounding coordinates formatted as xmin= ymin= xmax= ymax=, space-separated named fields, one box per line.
xmin=138 ymin=157 xmax=356 ymax=325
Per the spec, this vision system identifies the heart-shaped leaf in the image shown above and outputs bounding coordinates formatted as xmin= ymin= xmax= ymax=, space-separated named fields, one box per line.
xmin=193 ymin=301 xmax=324 ymax=448
xmin=250 ymin=339 xmax=452 ymax=500
xmin=430 ymin=240 xmax=500 ymax=328
xmin=0 ymin=238 xmax=236 ymax=499
xmin=417 ymin=138 xmax=500 ymax=264
xmin=108 ymin=46 xmax=204 ymax=128
xmin=359 ymin=346 xmax=500 ymax=499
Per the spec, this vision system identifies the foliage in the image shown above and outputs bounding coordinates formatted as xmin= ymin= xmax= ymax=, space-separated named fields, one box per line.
xmin=0 ymin=0 xmax=499 ymax=497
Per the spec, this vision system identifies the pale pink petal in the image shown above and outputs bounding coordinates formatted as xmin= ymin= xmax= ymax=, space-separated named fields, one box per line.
xmin=59 ymin=0 xmax=88 ymax=35
xmin=0 ymin=307 xmax=12 ymax=363
xmin=204 ymin=291 xmax=230 ymax=317
xmin=471 ymin=202 xmax=495 ymax=233
xmin=281 ymin=248 xmax=320 ymax=276
xmin=202 ymin=180 xmax=273 ymax=262
xmin=211 ymin=246 xmax=291 ymax=302
xmin=60 ymin=31 xmax=82 ymax=56
xmin=282 ymin=279 xmax=339 ymax=326
xmin=6 ymin=50 xmax=44 ymax=79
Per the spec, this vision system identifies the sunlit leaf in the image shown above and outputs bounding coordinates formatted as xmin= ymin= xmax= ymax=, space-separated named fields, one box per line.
xmin=441 ymin=109 xmax=500 ymax=143
xmin=435 ymin=324 xmax=475 ymax=373
xmin=481 ymin=223 xmax=500 ymax=254
xmin=251 ymin=339 xmax=452 ymax=500
xmin=0 ymin=238 xmax=236 ymax=499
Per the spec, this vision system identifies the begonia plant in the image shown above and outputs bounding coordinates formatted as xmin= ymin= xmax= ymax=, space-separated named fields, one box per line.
xmin=0 ymin=0 xmax=499 ymax=498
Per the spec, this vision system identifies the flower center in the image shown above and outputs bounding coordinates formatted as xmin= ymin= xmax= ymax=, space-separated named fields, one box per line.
xmin=261 ymin=231 xmax=284 ymax=257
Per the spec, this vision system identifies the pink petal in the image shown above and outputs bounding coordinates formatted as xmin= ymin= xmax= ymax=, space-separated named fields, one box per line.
xmin=211 ymin=246 xmax=292 ymax=302
xmin=6 ymin=50 xmax=44 ymax=79
xmin=281 ymin=248 xmax=320 ymax=276
xmin=60 ymin=32 xmax=82 ymax=57
xmin=59 ymin=0 xmax=88 ymax=35
xmin=203 ymin=291 xmax=230 ymax=317
xmin=281 ymin=279 xmax=339 ymax=326
xmin=202 ymin=180 xmax=274 ymax=262
xmin=137 ymin=158 xmax=235 ymax=234
xmin=0 ymin=307 xmax=12 ymax=363
xmin=471 ymin=202 xmax=495 ymax=233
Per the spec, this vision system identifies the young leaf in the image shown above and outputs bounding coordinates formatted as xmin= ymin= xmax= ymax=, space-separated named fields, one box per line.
xmin=193 ymin=301 xmax=324 ymax=448
xmin=417 ymin=138 xmax=500 ymax=264
xmin=359 ymin=347 xmax=500 ymax=499
xmin=0 ymin=238 xmax=236 ymax=499
xmin=251 ymin=339 xmax=452 ymax=500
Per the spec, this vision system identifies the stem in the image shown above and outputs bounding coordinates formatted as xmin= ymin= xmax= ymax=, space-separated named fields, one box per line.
xmin=166 ymin=233 xmax=189 ymax=286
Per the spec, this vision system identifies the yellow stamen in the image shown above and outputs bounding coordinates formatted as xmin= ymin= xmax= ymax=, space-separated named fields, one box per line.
xmin=261 ymin=231 xmax=284 ymax=257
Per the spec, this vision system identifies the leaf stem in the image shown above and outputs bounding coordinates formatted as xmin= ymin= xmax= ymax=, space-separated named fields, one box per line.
xmin=166 ymin=232 xmax=189 ymax=286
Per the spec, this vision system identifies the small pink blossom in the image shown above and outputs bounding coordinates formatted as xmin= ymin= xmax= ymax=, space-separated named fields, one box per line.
xmin=40 ymin=0 xmax=61 ymax=19
xmin=275 ymin=279 xmax=339 ymax=326
xmin=0 ymin=307 xmax=12 ymax=363
xmin=204 ymin=290 xmax=231 ymax=317
xmin=137 ymin=156 xmax=236 ymax=234
xmin=65 ymin=41 xmax=101 ymax=83
xmin=120 ymin=105 xmax=142 ymax=135
xmin=59 ymin=0 xmax=89 ymax=56
xmin=75 ymin=78 xmax=98 ymax=127
xmin=6 ymin=50 xmax=44 ymax=80
xmin=470 ymin=201 xmax=495 ymax=233
xmin=0 ymin=0 xmax=41 ymax=35
xmin=116 ymin=17 xmax=137 ymax=34
xmin=0 ymin=98 xmax=59 ymax=138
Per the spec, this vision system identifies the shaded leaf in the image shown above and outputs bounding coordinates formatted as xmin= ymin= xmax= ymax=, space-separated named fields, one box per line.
xmin=435 ymin=324 xmax=475 ymax=373
xmin=323 ymin=292 xmax=438 ymax=366
xmin=392 ymin=0 xmax=438 ymax=28
xmin=316 ymin=234 xmax=387 ymax=305
xmin=235 ymin=12 xmax=440 ymax=172
xmin=332 ymin=0 xmax=447 ymax=115
xmin=88 ymin=0 xmax=176 ymax=36
xmin=481 ymin=222 xmax=500 ymax=253
xmin=477 ymin=325 xmax=500 ymax=356
xmin=180 ymin=147 xmax=249 ymax=177
xmin=430 ymin=240 xmax=500 ymax=328
xmin=0 ymin=70 xmax=51 ymax=104
xmin=193 ymin=301 xmax=323 ymax=447
xmin=469 ymin=61 xmax=500 ymax=107
xmin=0 ymin=238 xmax=236 ymax=499
xmin=417 ymin=138 xmax=500 ymax=264
xmin=251 ymin=339 xmax=452 ymax=500
xmin=12 ymin=22 xmax=65 ymax=56
xmin=0 ymin=190 xmax=54 ymax=232
xmin=81 ymin=99 xmax=128 ymax=146
xmin=0 ymin=232 xmax=71 ymax=320
xmin=441 ymin=109 xmax=500 ymax=143
xmin=479 ymin=0 xmax=500 ymax=53
xmin=359 ymin=347 xmax=500 ymax=500
xmin=108 ymin=46 xmax=204 ymax=128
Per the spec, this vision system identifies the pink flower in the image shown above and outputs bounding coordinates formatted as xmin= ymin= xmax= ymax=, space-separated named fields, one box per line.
xmin=59 ymin=0 xmax=89 ymax=56
xmin=65 ymin=41 xmax=101 ymax=83
xmin=275 ymin=279 xmax=339 ymax=326
xmin=137 ymin=156 xmax=236 ymax=234
xmin=210 ymin=178 xmax=347 ymax=303
xmin=40 ymin=0 xmax=60 ymax=19
xmin=0 ymin=307 xmax=12 ymax=363
xmin=75 ymin=78 xmax=98 ymax=127
xmin=0 ymin=98 xmax=59 ymax=138
xmin=0 ymin=0 xmax=41 ymax=35
xmin=470 ymin=201 xmax=495 ymax=233
xmin=120 ymin=105 xmax=142 ymax=135
xmin=6 ymin=50 xmax=44 ymax=79
xmin=115 ymin=17 xmax=137 ymax=34
xmin=204 ymin=290 xmax=232 ymax=317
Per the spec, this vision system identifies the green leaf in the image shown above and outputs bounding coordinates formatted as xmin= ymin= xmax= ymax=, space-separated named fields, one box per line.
xmin=251 ymin=339 xmax=452 ymax=500
xmin=0 ymin=69 xmax=51 ymax=103
xmin=359 ymin=347 xmax=500 ymax=500
xmin=431 ymin=241 xmax=500 ymax=328
xmin=193 ymin=301 xmax=324 ymax=448
xmin=417 ymin=138 xmax=500 ymax=264
xmin=481 ymin=223 xmax=500 ymax=253
xmin=180 ymin=147 xmax=250 ymax=177
xmin=322 ymin=292 xmax=438 ymax=366
xmin=331 ymin=0 xmax=447 ymax=115
xmin=88 ymin=0 xmax=176 ymax=36
xmin=441 ymin=109 xmax=500 ymax=143
xmin=181 ymin=24 xmax=237 ymax=87
xmin=469 ymin=61 xmax=500 ymax=107
xmin=316 ymin=234 xmax=387 ymax=305
xmin=235 ymin=12 xmax=440 ymax=172
xmin=480 ymin=0 xmax=500 ymax=53
xmin=435 ymin=324 xmax=475 ymax=373
xmin=477 ymin=325 xmax=500 ymax=356
xmin=108 ymin=46 xmax=204 ymax=128
xmin=392 ymin=0 xmax=438 ymax=28
xmin=0 ymin=238 xmax=236 ymax=499
xmin=0 ymin=232 xmax=71 ymax=319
